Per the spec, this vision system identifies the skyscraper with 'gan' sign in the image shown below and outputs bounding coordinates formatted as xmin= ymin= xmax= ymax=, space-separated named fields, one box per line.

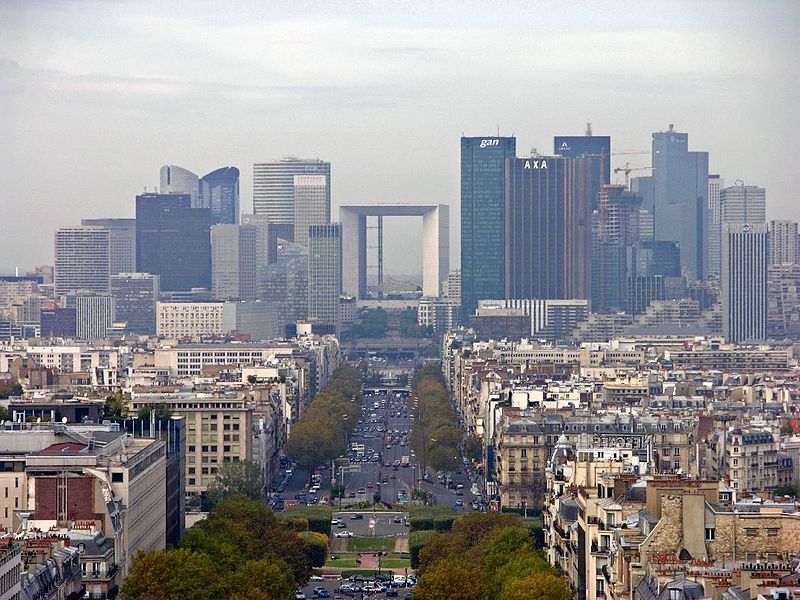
xmin=460 ymin=136 xmax=516 ymax=321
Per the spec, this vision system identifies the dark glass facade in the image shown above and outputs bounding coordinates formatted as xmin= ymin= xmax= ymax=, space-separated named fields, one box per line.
xmin=110 ymin=273 xmax=159 ymax=334
xmin=504 ymin=156 xmax=593 ymax=302
xmin=554 ymin=135 xmax=611 ymax=210
xmin=652 ymin=127 xmax=708 ymax=280
xmin=40 ymin=307 xmax=76 ymax=338
xmin=199 ymin=167 xmax=240 ymax=225
xmin=135 ymin=193 xmax=211 ymax=292
xmin=460 ymin=136 xmax=516 ymax=321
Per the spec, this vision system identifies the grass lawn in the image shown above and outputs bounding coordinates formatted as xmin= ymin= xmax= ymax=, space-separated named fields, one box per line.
xmin=380 ymin=559 xmax=411 ymax=568
xmin=347 ymin=537 xmax=395 ymax=552
xmin=325 ymin=558 xmax=359 ymax=568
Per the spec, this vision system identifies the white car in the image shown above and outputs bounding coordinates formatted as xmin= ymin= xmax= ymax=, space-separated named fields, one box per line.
xmin=362 ymin=582 xmax=385 ymax=593
xmin=310 ymin=575 xmax=324 ymax=581
xmin=331 ymin=519 xmax=339 ymax=525
xmin=334 ymin=531 xmax=354 ymax=538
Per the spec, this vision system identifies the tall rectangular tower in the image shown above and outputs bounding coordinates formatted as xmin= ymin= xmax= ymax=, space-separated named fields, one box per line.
xmin=111 ymin=273 xmax=160 ymax=334
xmin=252 ymin=158 xmax=331 ymax=230
xmin=199 ymin=167 xmax=240 ymax=225
xmin=504 ymin=155 xmax=593 ymax=302
xmin=308 ymin=224 xmax=342 ymax=328
xmin=81 ymin=218 xmax=137 ymax=275
xmin=652 ymin=125 xmax=709 ymax=280
xmin=135 ymin=193 xmax=211 ymax=292
xmin=722 ymin=222 xmax=768 ymax=343
xmin=554 ymin=132 xmax=611 ymax=210
xmin=293 ymin=175 xmax=330 ymax=247
xmin=54 ymin=226 xmax=111 ymax=297
xmin=769 ymin=220 xmax=798 ymax=266
xmin=211 ymin=224 xmax=257 ymax=301
xmin=705 ymin=175 xmax=724 ymax=277
xmin=460 ymin=136 xmax=516 ymax=320
xmin=720 ymin=184 xmax=766 ymax=225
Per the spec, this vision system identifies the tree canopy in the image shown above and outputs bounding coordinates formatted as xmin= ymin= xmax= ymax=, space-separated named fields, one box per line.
xmin=410 ymin=362 xmax=462 ymax=474
xmin=122 ymin=496 xmax=309 ymax=600
xmin=413 ymin=512 xmax=571 ymax=600
xmin=206 ymin=459 xmax=264 ymax=509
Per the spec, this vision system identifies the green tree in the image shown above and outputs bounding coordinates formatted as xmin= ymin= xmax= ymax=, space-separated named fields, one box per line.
xmin=498 ymin=572 xmax=572 ymax=600
xmin=227 ymin=558 xmax=296 ymax=600
xmin=0 ymin=383 xmax=23 ymax=399
xmin=102 ymin=391 xmax=128 ymax=419
xmin=412 ymin=558 xmax=486 ymax=600
xmin=121 ymin=548 xmax=225 ymax=600
xmin=297 ymin=531 xmax=328 ymax=567
xmin=206 ymin=460 xmax=264 ymax=508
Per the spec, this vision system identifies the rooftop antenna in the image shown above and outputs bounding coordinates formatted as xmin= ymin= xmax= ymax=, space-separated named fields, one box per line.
xmin=586 ymin=122 xmax=593 ymax=136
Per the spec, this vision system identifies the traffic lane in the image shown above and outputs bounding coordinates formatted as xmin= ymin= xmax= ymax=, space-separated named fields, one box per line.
xmin=331 ymin=511 xmax=408 ymax=537
xmin=301 ymin=580 xmax=415 ymax=599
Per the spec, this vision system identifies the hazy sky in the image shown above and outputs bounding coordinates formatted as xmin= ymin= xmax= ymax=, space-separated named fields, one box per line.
xmin=1 ymin=0 xmax=798 ymax=278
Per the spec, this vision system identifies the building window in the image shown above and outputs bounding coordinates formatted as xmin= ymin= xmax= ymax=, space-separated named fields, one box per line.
xmin=744 ymin=528 xmax=758 ymax=537
xmin=112 ymin=472 xmax=124 ymax=483
xmin=705 ymin=527 xmax=715 ymax=541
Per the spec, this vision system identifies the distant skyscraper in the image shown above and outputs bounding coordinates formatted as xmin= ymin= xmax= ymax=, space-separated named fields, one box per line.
xmin=720 ymin=184 xmax=766 ymax=225
xmin=504 ymin=155 xmax=593 ymax=302
xmin=593 ymin=185 xmax=642 ymax=312
xmin=160 ymin=165 xmax=199 ymax=205
xmin=706 ymin=174 xmax=724 ymax=277
xmin=252 ymin=158 xmax=331 ymax=229
xmin=554 ymin=130 xmax=611 ymax=210
xmin=722 ymin=222 xmax=767 ymax=343
xmin=307 ymin=224 xmax=342 ymax=327
xmin=652 ymin=125 xmax=709 ymax=280
xmin=111 ymin=273 xmax=160 ymax=334
xmin=211 ymin=224 xmax=257 ymax=301
xmin=135 ymin=193 xmax=211 ymax=292
xmin=769 ymin=220 xmax=798 ymax=266
xmin=261 ymin=239 xmax=308 ymax=331
xmin=40 ymin=306 xmax=76 ymax=338
xmin=54 ymin=226 xmax=111 ymax=297
xmin=81 ymin=218 xmax=137 ymax=275
xmin=199 ymin=167 xmax=239 ymax=225
xmin=626 ymin=240 xmax=682 ymax=313
xmin=460 ymin=136 xmax=516 ymax=321
xmin=64 ymin=292 xmax=115 ymax=341
xmin=293 ymin=175 xmax=330 ymax=247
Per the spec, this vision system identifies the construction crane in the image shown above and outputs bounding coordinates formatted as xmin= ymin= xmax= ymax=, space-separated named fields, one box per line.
xmin=613 ymin=162 xmax=654 ymax=188
xmin=575 ymin=150 xmax=650 ymax=184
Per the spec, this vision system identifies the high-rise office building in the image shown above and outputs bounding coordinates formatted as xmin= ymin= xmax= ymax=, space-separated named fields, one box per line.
xmin=199 ymin=167 xmax=239 ymax=225
xmin=307 ymin=224 xmax=342 ymax=327
xmin=554 ymin=131 xmax=611 ymax=210
xmin=460 ymin=136 xmax=516 ymax=321
xmin=652 ymin=125 xmax=709 ymax=280
xmin=111 ymin=273 xmax=160 ymax=335
xmin=81 ymin=219 xmax=137 ymax=275
xmin=706 ymin=174 xmax=724 ymax=277
xmin=64 ymin=292 xmax=115 ymax=341
xmin=593 ymin=185 xmax=642 ymax=312
xmin=54 ymin=226 xmax=111 ymax=297
xmin=40 ymin=306 xmax=76 ymax=338
xmin=293 ymin=175 xmax=330 ymax=247
xmin=260 ymin=239 xmax=308 ymax=331
xmin=769 ymin=220 xmax=798 ymax=266
xmin=135 ymin=193 xmax=211 ymax=292
xmin=767 ymin=263 xmax=800 ymax=339
xmin=504 ymin=155 xmax=593 ymax=302
xmin=159 ymin=165 xmax=199 ymax=205
xmin=722 ymin=222 xmax=768 ymax=343
xmin=211 ymin=224 xmax=257 ymax=301
xmin=720 ymin=184 xmax=766 ymax=225
xmin=252 ymin=157 xmax=331 ymax=229
xmin=626 ymin=241 xmax=682 ymax=314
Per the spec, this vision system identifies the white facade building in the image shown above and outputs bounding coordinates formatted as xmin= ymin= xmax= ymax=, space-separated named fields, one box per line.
xmin=252 ymin=158 xmax=330 ymax=225
xmin=293 ymin=175 xmax=329 ymax=247
xmin=706 ymin=174 xmax=724 ymax=277
xmin=159 ymin=165 xmax=199 ymax=205
xmin=769 ymin=219 xmax=798 ymax=266
xmin=156 ymin=302 xmax=236 ymax=338
xmin=54 ymin=227 xmax=111 ymax=297
xmin=722 ymin=222 xmax=768 ymax=343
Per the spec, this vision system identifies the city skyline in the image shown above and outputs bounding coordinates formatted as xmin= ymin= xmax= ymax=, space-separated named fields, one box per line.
xmin=1 ymin=1 xmax=798 ymax=273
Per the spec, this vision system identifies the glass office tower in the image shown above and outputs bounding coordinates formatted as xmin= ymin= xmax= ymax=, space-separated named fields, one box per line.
xmin=460 ymin=136 xmax=516 ymax=321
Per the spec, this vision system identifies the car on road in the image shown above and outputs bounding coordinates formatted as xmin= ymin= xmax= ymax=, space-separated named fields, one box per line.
xmin=350 ymin=513 xmax=363 ymax=520
xmin=357 ymin=488 xmax=366 ymax=494
xmin=455 ymin=499 xmax=463 ymax=507
xmin=310 ymin=575 xmax=324 ymax=581
xmin=338 ymin=584 xmax=360 ymax=593
xmin=333 ymin=530 xmax=354 ymax=538
xmin=330 ymin=519 xmax=339 ymax=525
xmin=362 ymin=582 xmax=384 ymax=593
xmin=336 ymin=521 xmax=347 ymax=528
xmin=313 ymin=587 xmax=331 ymax=598
xmin=393 ymin=516 xmax=402 ymax=523
xmin=294 ymin=592 xmax=305 ymax=600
